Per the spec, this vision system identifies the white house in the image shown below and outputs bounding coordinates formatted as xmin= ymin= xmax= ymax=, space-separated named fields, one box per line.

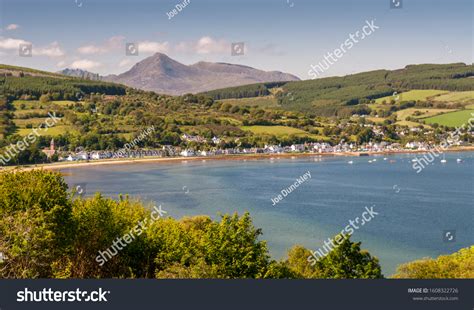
xmin=66 ymin=155 xmax=76 ymax=161
xmin=212 ymin=136 xmax=221 ymax=144
xmin=180 ymin=149 xmax=195 ymax=157
xmin=291 ymin=144 xmax=305 ymax=152
xmin=76 ymin=152 xmax=88 ymax=160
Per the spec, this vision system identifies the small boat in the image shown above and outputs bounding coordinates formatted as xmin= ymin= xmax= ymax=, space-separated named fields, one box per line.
xmin=383 ymin=158 xmax=388 ymax=161
xmin=368 ymin=160 xmax=373 ymax=163
xmin=440 ymin=154 xmax=447 ymax=163
xmin=456 ymin=158 xmax=462 ymax=163
xmin=348 ymin=160 xmax=353 ymax=164
xmin=411 ymin=158 xmax=418 ymax=162
xmin=373 ymin=159 xmax=377 ymax=162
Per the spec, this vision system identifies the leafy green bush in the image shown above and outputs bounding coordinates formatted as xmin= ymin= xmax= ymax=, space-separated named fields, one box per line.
xmin=392 ymin=246 xmax=474 ymax=279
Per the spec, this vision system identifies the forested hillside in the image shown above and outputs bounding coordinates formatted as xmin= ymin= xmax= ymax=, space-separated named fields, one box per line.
xmin=1 ymin=64 xmax=126 ymax=101
xmin=203 ymin=63 xmax=474 ymax=115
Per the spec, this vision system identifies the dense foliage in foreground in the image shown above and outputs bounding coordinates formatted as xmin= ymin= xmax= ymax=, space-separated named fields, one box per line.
xmin=393 ymin=246 xmax=474 ymax=279
xmin=0 ymin=170 xmax=471 ymax=279
xmin=0 ymin=170 xmax=383 ymax=279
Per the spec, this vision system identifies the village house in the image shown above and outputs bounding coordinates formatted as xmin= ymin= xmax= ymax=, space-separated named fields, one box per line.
xmin=290 ymin=144 xmax=305 ymax=152
xmin=180 ymin=149 xmax=196 ymax=157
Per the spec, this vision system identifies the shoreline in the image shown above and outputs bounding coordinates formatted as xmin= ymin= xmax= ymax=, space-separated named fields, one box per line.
xmin=3 ymin=146 xmax=474 ymax=172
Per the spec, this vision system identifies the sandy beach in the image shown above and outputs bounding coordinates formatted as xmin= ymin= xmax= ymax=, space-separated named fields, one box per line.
xmin=2 ymin=146 xmax=473 ymax=172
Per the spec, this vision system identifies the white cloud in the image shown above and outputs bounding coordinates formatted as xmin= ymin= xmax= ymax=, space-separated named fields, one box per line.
xmin=77 ymin=35 xmax=125 ymax=55
xmin=195 ymin=36 xmax=228 ymax=54
xmin=77 ymin=45 xmax=103 ymax=55
xmin=6 ymin=24 xmax=20 ymax=31
xmin=0 ymin=37 xmax=30 ymax=49
xmin=138 ymin=41 xmax=170 ymax=54
xmin=0 ymin=38 xmax=65 ymax=57
xmin=175 ymin=36 xmax=229 ymax=55
xmin=70 ymin=59 xmax=102 ymax=70
xmin=35 ymin=41 xmax=65 ymax=57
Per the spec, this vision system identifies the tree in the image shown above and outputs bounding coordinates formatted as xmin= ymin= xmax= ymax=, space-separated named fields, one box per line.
xmin=283 ymin=235 xmax=383 ymax=279
xmin=392 ymin=246 xmax=474 ymax=279
xmin=0 ymin=170 xmax=73 ymax=278
xmin=39 ymin=93 xmax=52 ymax=103
xmin=313 ymin=235 xmax=383 ymax=279
xmin=357 ymin=127 xmax=374 ymax=144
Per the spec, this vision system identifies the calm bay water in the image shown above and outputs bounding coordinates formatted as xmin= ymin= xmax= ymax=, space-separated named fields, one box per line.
xmin=62 ymin=152 xmax=474 ymax=276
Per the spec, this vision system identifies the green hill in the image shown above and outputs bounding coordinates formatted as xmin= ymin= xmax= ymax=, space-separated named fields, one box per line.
xmin=0 ymin=64 xmax=127 ymax=100
xmin=202 ymin=63 xmax=474 ymax=115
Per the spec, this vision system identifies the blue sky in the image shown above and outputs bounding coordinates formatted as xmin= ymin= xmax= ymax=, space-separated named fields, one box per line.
xmin=0 ymin=0 xmax=472 ymax=79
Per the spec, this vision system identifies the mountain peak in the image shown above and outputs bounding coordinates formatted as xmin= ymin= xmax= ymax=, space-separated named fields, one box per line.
xmin=150 ymin=52 xmax=173 ymax=61
xmin=101 ymin=54 xmax=300 ymax=95
xmin=58 ymin=68 xmax=101 ymax=80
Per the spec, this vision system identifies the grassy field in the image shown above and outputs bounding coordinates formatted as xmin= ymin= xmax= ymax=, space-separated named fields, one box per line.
xmin=11 ymin=99 xmax=73 ymax=137
xmin=241 ymin=125 xmax=308 ymax=135
xmin=240 ymin=125 xmax=326 ymax=140
xmin=395 ymin=108 xmax=456 ymax=121
xmin=16 ymin=125 xmax=75 ymax=137
xmin=423 ymin=109 xmax=474 ymax=127
xmin=220 ymin=96 xmax=280 ymax=108
xmin=366 ymin=117 xmax=386 ymax=124
xmin=14 ymin=109 xmax=50 ymax=118
xmin=13 ymin=117 xmax=48 ymax=127
xmin=432 ymin=91 xmax=474 ymax=104
xmin=218 ymin=117 xmax=242 ymax=126
xmin=375 ymin=90 xmax=449 ymax=104
xmin=395 ymin=120 xmax=426 ymax=128
xmin=51 ymin=100 xmax=77 ymax=106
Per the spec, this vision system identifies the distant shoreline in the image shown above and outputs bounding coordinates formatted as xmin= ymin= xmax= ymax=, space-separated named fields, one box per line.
xmin=2 ymin=146 xmax=473 ymax=172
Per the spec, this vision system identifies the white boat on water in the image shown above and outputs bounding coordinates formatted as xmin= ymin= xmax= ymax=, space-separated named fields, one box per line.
xmin=373 ymin=159 xmax=377 ymax=162
xmin=441 ymin=154 xmax=447 ymax=163
xmin=368 ymin=160 xmax=373 ymax=163
xmin=383 ymin=158 xmax=388 ymax=161
xmin=456 ymin=158 xmax=462 ymax=163
xmin=348 ymin=160 xmax=354 ymax=164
